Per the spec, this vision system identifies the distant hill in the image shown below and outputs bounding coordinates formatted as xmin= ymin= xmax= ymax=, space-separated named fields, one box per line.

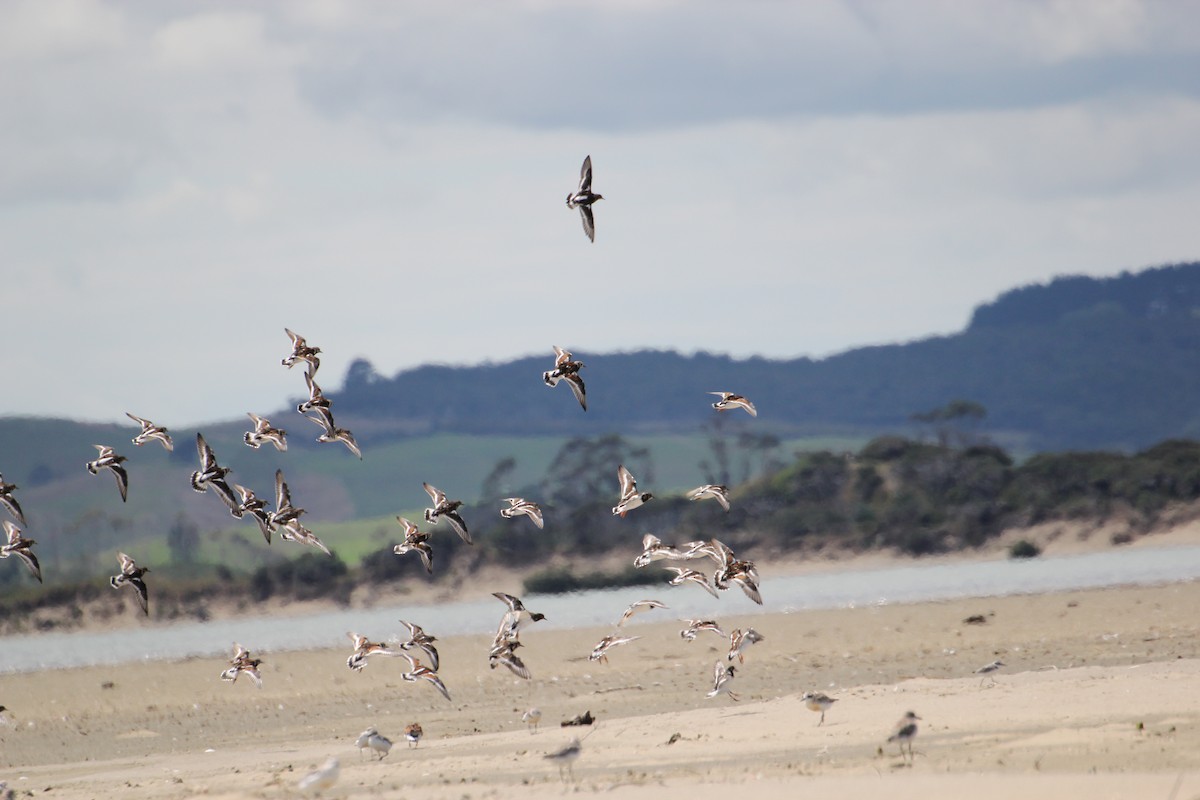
xmin=330 ymin=261 xmax=1200 ymax=451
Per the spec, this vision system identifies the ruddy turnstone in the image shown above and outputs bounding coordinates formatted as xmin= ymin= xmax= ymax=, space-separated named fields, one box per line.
xmin=346 ymin=632 xmax=401 ymax=672
xmin=393 ymin=517 xmax=434 ymax=574
xmin=398 ymin=653 xmax=451 ymax=701
xmin=190 ymin=434 xmax=240 ymax=516
xmin=305 ymin=407 xmax=362 ymax=459
xmin=709 ymin=391 xmax=757 ymax=417
xmin=396 ymin=619 xmax=440 ymax=671
xmin=544 ymin=736 xmax=582 ymax=782
xmin=355 ymin=727 xmax=392 ymax=760
xmin=888 ymin=711 xmax=921 ymax=762
xmin=109 ymin=552 xmax=149 ymax=616
xmin=0 ymin=473 xmax=26 ymax=526
xmin=612 ymin=464 xmax=653 ymax=517
xmin=232 ymin=484 xmax=274 ymax=543
xmin=617 ymin=599 xmax=667 ymax=627
xmin=220 ymin=642 xmax=264 ymax=688
xmin=565 ymin=155 xmax=603 ymax=243
xmin=633 ymin=533 xmax=683 ymax=568
xmin=404 ymin=722 xmax=423 ymax=748
xmin=522 ymin=707 xmax=542 ymax=733
xmin=298 ymin=369 xmax=332 ymax=415
xmin=500 ymin=497 xmax=544 ymax=529
xmin=298 ymin=757 xmax=339 ymax=794
xmin=686 ymin=484 xmax=731 ymax=512
xmin=422 ymin=482 xmax=471 ymax=544
xmin=706 ymin=662 xmax=738 ymax=701
xmin=244 ymin=413 xmax=288 ymax=452
xmin=86 ymin=445 xmax=129 ymax=502
xmin=679 ymin=619 xmax=725 ymax=642
xmin=489 ymin=640 xmax=532 ymax=679
xmin=588 ymin=634 xmax=640 ymax=664
xmin=269 ymin=469 xmax=305 ymax=529
xmin=801 ymin=691 xmax=837 ymax=725
xmin=282 ymin=328 xmax=322 ymax=374
xmin=664 ymin=566 xmax=719 ymax=598
xmin=727 ymin=628 xmax=765 ymax=663
xmin=542 ymin=346 xmax=587 ymax=411
xmin=714 ymin=560 xmax=763 ymax=605
xmin=492 ymin=592 xmax=547 ymax=626
xmin=1 ymin=520 xmax=41 ymax=583
xmin=125 ymin=413 xmax=173 ymax=451
xmin=279 ymin=520 xmax=332 ymax=556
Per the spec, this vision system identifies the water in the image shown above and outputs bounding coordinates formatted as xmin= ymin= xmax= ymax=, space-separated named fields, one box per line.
xmin=3 ymin=545 xmax=1199 ymax=674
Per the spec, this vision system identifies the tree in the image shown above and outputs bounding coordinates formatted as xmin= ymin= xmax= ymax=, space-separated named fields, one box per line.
xmin=911 ymin=400 xmax=988 ymax=447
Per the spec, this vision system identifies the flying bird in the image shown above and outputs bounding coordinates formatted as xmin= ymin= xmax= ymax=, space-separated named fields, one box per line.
xmin=499 ymin=497 xmax=544 ymax=529
xmin=542 ymin=346 xmax=587 ymax=410
xmin=232 ymin=484 xmax=274 ymax=544
xmin=612 ymin=464 xmax=653 ymax=517
xmin=422 ymin=482 xmax=471 ymax=544
xmin=190 ymin=434 xmax=240 ymax=516
xmin=686 ymin=484 xmax=731 ymax=512
xmin=709 ymin=392 xmax=757 ymax=417
xmin=664 ymin=566 xmax=720 ymax=598
xmin=269 ymin=469 xmax=305 ymax=529
xmin=346 ymin=632 xmax=401 ymax=672
xmin=617 ymin=599 xmax=667 ymax=627
xmin=109 ymin=552 xmax=150 ymax=616
xmin=396 ymin=619 xmax=440 ymax=672
xmin=85 ymin=445 xmax=129 ymax=502
xmin=679 ymin=619 xmax=725 ymax=642
xmin=393 ymin=517 xmax=434 ymax=574
xmin=588 ymin=634 xmax=640 ymax=664
xmin=565 ymin=155 xmax=603 ymax=242
xmin=282 ymin=328 xmax=322 ymax=374
xmin=727 ymin=628 xmax=765 ymax=663
xmin=489 ymin=640 xmax=532 ymax=680
xmin=297 ymin=369 xmax=332 ymax=415
xmin=0 ymin=473 xmax=26 ymax=526
xmin=706 ymin=661 xmax=739 ymax=701
xmin=244 ymin=413 xmax=288 ymax=452
xmin=305 ymin=407 xmax=362 ymax=459
xmin=1 ymin=520 xmax=41 ymax=583
xmin=125 ymin=413 xmax=173 ymax=451
xmin=220 ymin=642 xmax=264 ymax=688
xmin=398 ymin=653 xmax=452 ymax=701
xmin=633 ymin=533 xmax=684 ymax=568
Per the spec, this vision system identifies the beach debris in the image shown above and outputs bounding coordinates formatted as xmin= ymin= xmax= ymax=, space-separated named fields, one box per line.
xmin=561 ymin=710 xmax=595 ymax=727
xmin=963 ymin=614 xmax=988 ymax=625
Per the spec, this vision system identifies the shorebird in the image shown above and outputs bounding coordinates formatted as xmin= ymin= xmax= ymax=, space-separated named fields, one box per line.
xmin=304 ymin=407 xmax=362 ymax=459
xmin=269 ymin=469 xmax=305 ymax=529
xmin=297 ymin=369 xmax=332 ymax=415
xmin=588 ymin=634 xmax=640 ymax=664
xmin=801 ymin=691 xmax=838 ymax=725
xmin=565 ymin=155 xmax=603 ymax=242
xmin=714 ymin=559 xmax=764 ymax=605
xmin=975 ymin=659 xmax=1005 ymax=686
xmin=232 ymin=484 xmax=274 ymax=544
xmin=396 ymin=619 xmax=440 ymax=671
xmin=398 ymin=653 xmax=451 ymax=701
xmin=355 ymin=727 xmax=392 ymax=760
xmin=686 ymin=484 xmax=731 ymax=511
xmin=706 ymin=661 xmax=739 ymax=701
xmin=617 ymin=599 xmax=667 ymax=627
xmin=244 ymin=413 xmax=288 ymax=452
xmin=709 ymin=391 xmax=757 ymax=417
xmin=86 ymin=445 xmax=129 ymax=502
xmin=489 ymin=640 xmax=532 ymax=679
xmin=282 ymin=328 xmax=322 ymax=374
xmin=220 ymin=642 xmax=264 ymax=688
xmin=393 ymin=517 xmax=434 ymax=574
xmin=679 ymin=619 xmax=725 ymax=642
xmin=522 ymin=707 xmax=542 ymax=733
xmin=109 ymin=552 xmax=149 ymax=616
xmin=125 ymin=413 xmax=173 ymax=451
xmin=544 ymin=736 xmax=582 ymax=782
xmin=403 ymin=722 xmax=423 ymax=748
xmin=612 ymin=464 xmax=653 ymax=517
xmin=346 ymin=632 xmax=401 ymax=672
xmin=888 ymin=711 xmax=921 ymax=762
xmin=500 ymin=497 xmax=544 ymax=529
xmin=0 ymin=473 xmax=26 ymax=526
xmin=633 ymin=533 xmax=683 ymax=568
xmin=422 ymin=482 xmax=471 ymax=544
xmin=727 ymin=627 xmax=765 ymax=663
xmin=664 ymin=566 xmax=720 ymax=598
xmin=542 ymin=346 xmax=587 ymax=411
xmin=190 ymin=434 xmax=240 ymax=516
xmin=1 ymin=520 xmax=41 ymax=583
xmin=493 ymin=592 xmax=547 ymax=627
xmin=298 ymin=757 xmax=339 ymax=795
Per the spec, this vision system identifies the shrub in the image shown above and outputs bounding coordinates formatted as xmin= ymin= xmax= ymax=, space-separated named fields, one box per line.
xmin=1008 ymin=539 xmax=1042 ymax=559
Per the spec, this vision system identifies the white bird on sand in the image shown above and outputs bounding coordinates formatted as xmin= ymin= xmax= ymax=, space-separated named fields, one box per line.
xmin=298 ymin=757 xmax=339 ymax=794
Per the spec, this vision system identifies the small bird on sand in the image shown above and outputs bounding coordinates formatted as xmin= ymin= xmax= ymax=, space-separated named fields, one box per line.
xmin=298 ymin=757 xmax=339 ymax=795
xmin=1 ymin=520 xmax=41 ymax=583
xmin=888 ymin=711 xmax=921 ymax=762
xmin=612 ymin=464 xmax=653 ymax=517
xmin=404 ymin=722 xmax=423 ymax=748
xmin=565 ymin=155 xmax=603 ymax=242
xmin=545 ymin=736 xmax=582 ymax=782
xmin=801 ymin=691 xmax=838 ymax=725
xmin=975 ymin=659 xmax=1005 ymax=686
xmin=542 ymin=345 xmax=587 ymax=410
xmin=709 ymin=391 xmax=757 ymax=417
xmin=125 ymin=413 xmax=173 ymax=451
xmin=522 ymin=707 xmax=543 ymax=733
xmin=86 ymin=445 xmax=129 ymax=502
xmin=109 ymin=552 xmax=149 ymax=615
xmin=355 ymin=727 xmax=392 ymax=760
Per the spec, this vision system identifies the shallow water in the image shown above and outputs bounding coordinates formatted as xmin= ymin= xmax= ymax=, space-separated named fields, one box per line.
xmin=2 ymin=545 xmax=1198 ymax=674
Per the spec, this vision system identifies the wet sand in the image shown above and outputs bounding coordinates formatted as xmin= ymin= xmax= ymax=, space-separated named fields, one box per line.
xmin=2 ymin=578 xmax=1200 ymax=798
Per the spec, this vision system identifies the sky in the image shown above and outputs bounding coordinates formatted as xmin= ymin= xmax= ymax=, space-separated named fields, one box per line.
xmin=4 ymin=0 xmax=1200 ymax=426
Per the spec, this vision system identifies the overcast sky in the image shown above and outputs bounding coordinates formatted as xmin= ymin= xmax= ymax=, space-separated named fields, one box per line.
xmin=4 ymin=0 xmax=1200 ymax=426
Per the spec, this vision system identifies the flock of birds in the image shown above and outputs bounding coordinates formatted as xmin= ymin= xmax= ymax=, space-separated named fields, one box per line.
xmin=0 ymin=158 xmax=937 ymax=789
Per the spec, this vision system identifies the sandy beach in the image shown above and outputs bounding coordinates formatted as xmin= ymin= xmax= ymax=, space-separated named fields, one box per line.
xmin=3 ymin=567 xmax=1200 ymax=799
